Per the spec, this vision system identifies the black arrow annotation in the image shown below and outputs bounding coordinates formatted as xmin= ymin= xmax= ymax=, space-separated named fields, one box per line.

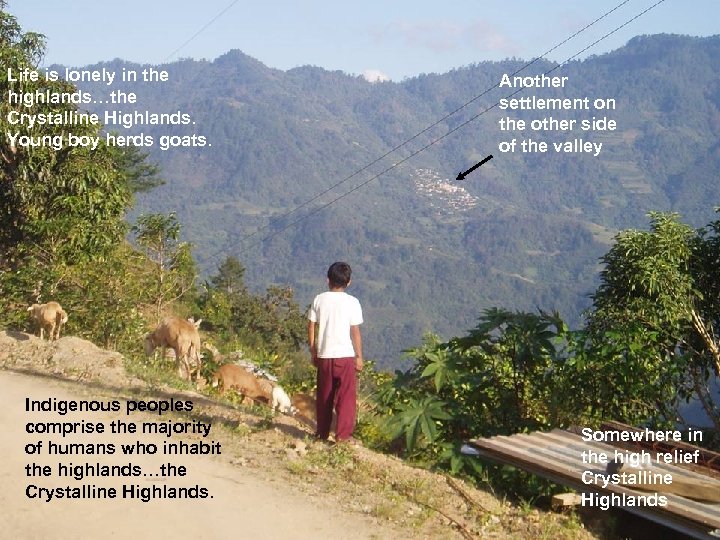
xmin=456 ymin=154 xmax=493 ymax=181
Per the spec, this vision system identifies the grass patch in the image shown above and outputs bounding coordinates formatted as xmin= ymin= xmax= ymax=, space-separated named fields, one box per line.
xmin=124 ymin=353 xmax=195 ymax=392
xmin=305 ymin=443 xmax=355 ymax=470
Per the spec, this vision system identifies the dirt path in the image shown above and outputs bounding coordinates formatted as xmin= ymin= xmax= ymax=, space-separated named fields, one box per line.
xmin=0 ymin=331 xmax=602 ymax=539
xmin=0 ymin=369 xmax=396 ymax=540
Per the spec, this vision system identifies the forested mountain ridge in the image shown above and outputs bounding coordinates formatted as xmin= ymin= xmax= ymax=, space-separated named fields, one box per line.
xmin=67 ymin=33 xmax=720 ymax=366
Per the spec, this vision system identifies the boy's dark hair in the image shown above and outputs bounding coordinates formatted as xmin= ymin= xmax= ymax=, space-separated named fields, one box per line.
xmin=327 ymin=261 xmax=352 ymax=288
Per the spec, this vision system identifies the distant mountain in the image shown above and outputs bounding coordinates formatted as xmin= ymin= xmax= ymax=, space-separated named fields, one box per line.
xmin=67 ymin=34 xmax=720 ymax=366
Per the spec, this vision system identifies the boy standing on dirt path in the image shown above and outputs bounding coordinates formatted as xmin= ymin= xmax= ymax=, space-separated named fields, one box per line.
xmin=307 ymin=262 xmax=363 ymax=443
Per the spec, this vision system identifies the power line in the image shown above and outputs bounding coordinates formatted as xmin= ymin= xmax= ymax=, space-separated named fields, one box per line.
xmin=235 ymin=0 xmax=667 ymax=256
xmin=162 ymin=0 xmax=242 ymax=63
xmin=197 ymin=0 xmax=636 ymax=271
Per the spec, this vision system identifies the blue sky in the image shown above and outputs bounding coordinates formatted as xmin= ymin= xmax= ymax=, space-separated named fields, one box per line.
xmin=7 ymin=1 xmax=719 ymax=80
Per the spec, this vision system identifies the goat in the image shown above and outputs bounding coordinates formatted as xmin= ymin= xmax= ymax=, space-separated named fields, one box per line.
xmin=187 ymin=317 xmax=202 ymax=329
xmin=144 ymin=317 xmax=201 ymax=381
xmin=272 ymin=385 xmax=297 ymax=415
xmin=291 ymin=392 xmax=336 ymax=432
xmin=256 ymin=377 xmax=275 ymax=397
xmin=203 ymin=341 xmax=222 ymax=360
xmin=211 ymin=364 xmax=270 ymax=405
xmin=27 ymin=302 xmax=68 ymax=341
xmin=292 ymin=393 xmax=317 ymax=424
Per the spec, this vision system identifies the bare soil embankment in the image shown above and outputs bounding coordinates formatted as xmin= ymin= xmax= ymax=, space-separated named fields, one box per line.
xmin=0 ymin=331 xmax=600 ymax=539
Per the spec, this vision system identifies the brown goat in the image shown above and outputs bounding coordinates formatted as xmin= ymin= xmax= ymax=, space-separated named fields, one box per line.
xmin=27 ymin=302 xmax=68 ymax=341
xmin=145 ymin=317 xmax=201 ymax=381
xmin=291 ymin=393 xmax=336 ymax=432
xmin=211 ymin=364 xmax=271 ymax=405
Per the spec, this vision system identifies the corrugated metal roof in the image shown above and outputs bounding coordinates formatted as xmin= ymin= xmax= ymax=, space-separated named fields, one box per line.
xmin=467 ymin=429 xmax=720 ymax=539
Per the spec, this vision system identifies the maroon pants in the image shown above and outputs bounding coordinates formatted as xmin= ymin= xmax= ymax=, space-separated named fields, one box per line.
xmin=316 ymin=357 xmax=357 ymax=440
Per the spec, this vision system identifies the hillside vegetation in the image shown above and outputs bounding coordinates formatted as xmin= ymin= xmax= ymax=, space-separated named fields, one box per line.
xmin=64 ymin=34 xmax=720 ymax=364
xmin=1 ymin=5 xmax=719 ymax=526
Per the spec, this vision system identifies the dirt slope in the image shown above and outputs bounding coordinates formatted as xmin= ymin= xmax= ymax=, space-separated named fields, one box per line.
xmin=0 ymin=331 xmax=598 ymax=539
xmin=1 ymin=369 xmax=403 ymax=539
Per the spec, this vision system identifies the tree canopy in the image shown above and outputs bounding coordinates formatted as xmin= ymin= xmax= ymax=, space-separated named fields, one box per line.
xmin=0 ymin=7 xmax=132 ymax=264
xmin=586 ymin=211 xmax=720 ymax=431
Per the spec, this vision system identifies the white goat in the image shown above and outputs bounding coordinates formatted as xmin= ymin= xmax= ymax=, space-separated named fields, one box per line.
xmin=272 ymin=385 xmax=297 ymax=415
xmin=144 ymin=317 xmax=202 ymax=381
xmin=27 ymin=302 xmax=68 ymax=341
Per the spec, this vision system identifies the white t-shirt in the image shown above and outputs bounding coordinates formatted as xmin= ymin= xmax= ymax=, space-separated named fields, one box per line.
xmin=308 ymin=291 xmax=363 ymax=359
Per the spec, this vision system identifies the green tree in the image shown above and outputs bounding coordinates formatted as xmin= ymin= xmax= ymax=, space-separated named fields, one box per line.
xmin=131 ymin=212 xmax=197 ymax=319
xmin=200 ymin=256 xmax=305 ymax=352
xmin=586 ymin=211 xmax=720 ymax=430
xmin=0 ymin=5 xmax=131 ymax=264
xmin=114 ymin=144 xmax=164 ymax=194
xmin=57 ymin=243 xmax=152 ymax=351
xmin=209 ymin=256 xmax=245 ymax=295
xmin=0 ymin=4 xmax=144 ymax=335
xmin=196 ymin=256 xmax=312 ymax=390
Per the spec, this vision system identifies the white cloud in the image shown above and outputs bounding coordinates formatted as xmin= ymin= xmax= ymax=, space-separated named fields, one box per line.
xmin=363 ymin=69 xmax=391 ymax=83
